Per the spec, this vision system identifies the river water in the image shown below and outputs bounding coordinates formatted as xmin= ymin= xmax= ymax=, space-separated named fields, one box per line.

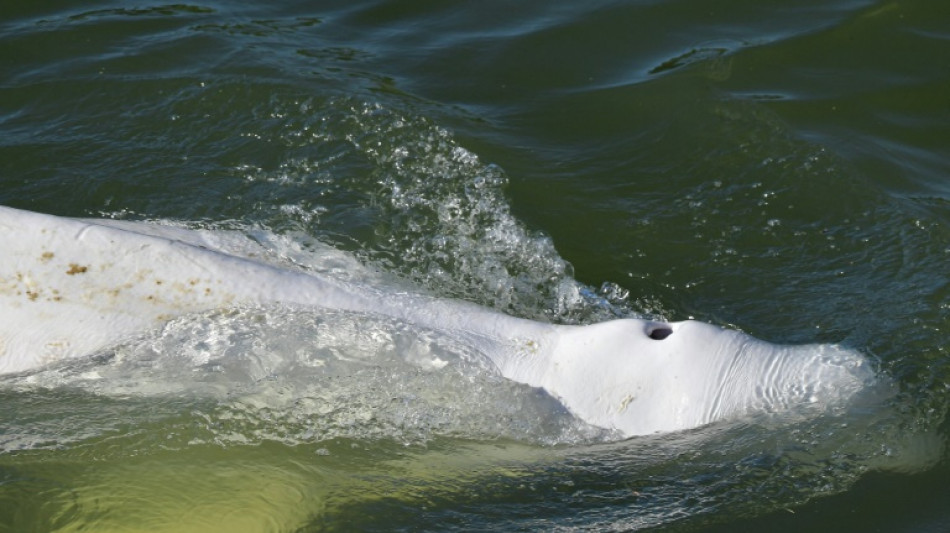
xmin=1 ymin=1 xmax=949 ymax=531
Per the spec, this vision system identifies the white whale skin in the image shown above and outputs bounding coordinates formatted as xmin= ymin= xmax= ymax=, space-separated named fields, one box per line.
xmin=0 ymin=205 xmax=875 ymax=436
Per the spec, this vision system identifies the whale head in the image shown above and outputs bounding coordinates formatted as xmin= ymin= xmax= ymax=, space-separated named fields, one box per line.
xmin=537 ymin=318 xmax=875 ymax=436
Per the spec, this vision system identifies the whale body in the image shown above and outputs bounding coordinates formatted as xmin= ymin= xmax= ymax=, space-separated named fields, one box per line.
xmin=0 ymin=205 xmax=874 ymax=436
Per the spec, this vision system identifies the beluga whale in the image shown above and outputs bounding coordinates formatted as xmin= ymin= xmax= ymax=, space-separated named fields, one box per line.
xmin=0 ymin=205 xmax=875 ymax=436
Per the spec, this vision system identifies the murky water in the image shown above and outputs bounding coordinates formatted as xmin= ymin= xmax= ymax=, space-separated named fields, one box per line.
xmin=1 ymin=0 xmax=949 ymax=531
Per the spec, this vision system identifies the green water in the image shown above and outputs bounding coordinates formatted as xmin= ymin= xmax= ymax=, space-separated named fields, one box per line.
xmin=1 ymin=0 xmax=949 ymax=531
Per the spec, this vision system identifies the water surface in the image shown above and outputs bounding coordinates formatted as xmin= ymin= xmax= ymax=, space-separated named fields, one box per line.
xmin=1 ymin=0 xmax=949 ymax=531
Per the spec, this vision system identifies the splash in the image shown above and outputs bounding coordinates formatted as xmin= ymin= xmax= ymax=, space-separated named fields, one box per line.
xmin=235 ymin=97 xmax=634 ymax=324
xmin=3 ymin=303 xmax=610 ymax=451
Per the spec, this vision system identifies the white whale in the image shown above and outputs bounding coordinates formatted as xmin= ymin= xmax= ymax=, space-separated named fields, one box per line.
xmin=0 ymin=205 xmax=874 ymax=436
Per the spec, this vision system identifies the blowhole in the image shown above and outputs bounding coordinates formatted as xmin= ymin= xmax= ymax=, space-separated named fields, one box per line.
xmin=647 ymin=326 xmax=673 ymax=340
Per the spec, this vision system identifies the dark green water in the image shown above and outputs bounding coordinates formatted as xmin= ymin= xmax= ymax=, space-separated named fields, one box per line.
xmin=2 ymin=0 xmax=949 ymax=531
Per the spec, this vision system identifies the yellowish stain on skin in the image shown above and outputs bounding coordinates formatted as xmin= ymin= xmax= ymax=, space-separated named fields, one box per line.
xmin=40 ymin=251 xmax=54 ymax=263
xmin=66 ymin=264 xmax=88 ymax=275
xmin=618 ymin=394 xmax=635 ymax=413
xmin=42 ymin=340 xmax=70 ymax=366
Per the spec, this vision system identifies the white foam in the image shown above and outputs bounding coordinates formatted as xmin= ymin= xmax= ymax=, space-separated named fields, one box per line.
xmin=5 ymin=305 xmax=610 ymax=448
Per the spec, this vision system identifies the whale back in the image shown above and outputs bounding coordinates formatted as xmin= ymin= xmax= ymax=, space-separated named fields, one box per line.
xmin=0 ymin=206 xmax=544 ymax=374
xmin=0 ymin=207 xmax=380 ymax=373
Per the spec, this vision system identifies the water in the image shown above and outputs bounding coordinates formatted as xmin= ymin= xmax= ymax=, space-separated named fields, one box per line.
xmin=1 ymin=0 xmax=948 ymax=531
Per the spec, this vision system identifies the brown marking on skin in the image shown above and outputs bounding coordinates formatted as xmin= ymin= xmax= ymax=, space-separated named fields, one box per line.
xmin=204 ymin=288 xmax=212 ymax=296
xmin=26 ymin=290 xmax=39 ymax=301
xmin=40 ymin=251 xmax=54 ymax=262
xmin=189 ymin=279 xmax=199 ymax=286
xmin=43 ymin=341 xmax=69 ymax=362
xmin=155 ymin=279 xmax=163 ymax=285
xmin=66 ymin=264 xmax=88 ymax=275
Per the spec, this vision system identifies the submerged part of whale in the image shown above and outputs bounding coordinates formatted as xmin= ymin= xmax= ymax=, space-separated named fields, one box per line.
xmin=0 ymin=206 xmax=875 ymax=436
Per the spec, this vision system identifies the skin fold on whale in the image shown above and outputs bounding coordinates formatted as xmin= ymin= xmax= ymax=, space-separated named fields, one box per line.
xmin=0 ymin=205 xmax=875 ymax=436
